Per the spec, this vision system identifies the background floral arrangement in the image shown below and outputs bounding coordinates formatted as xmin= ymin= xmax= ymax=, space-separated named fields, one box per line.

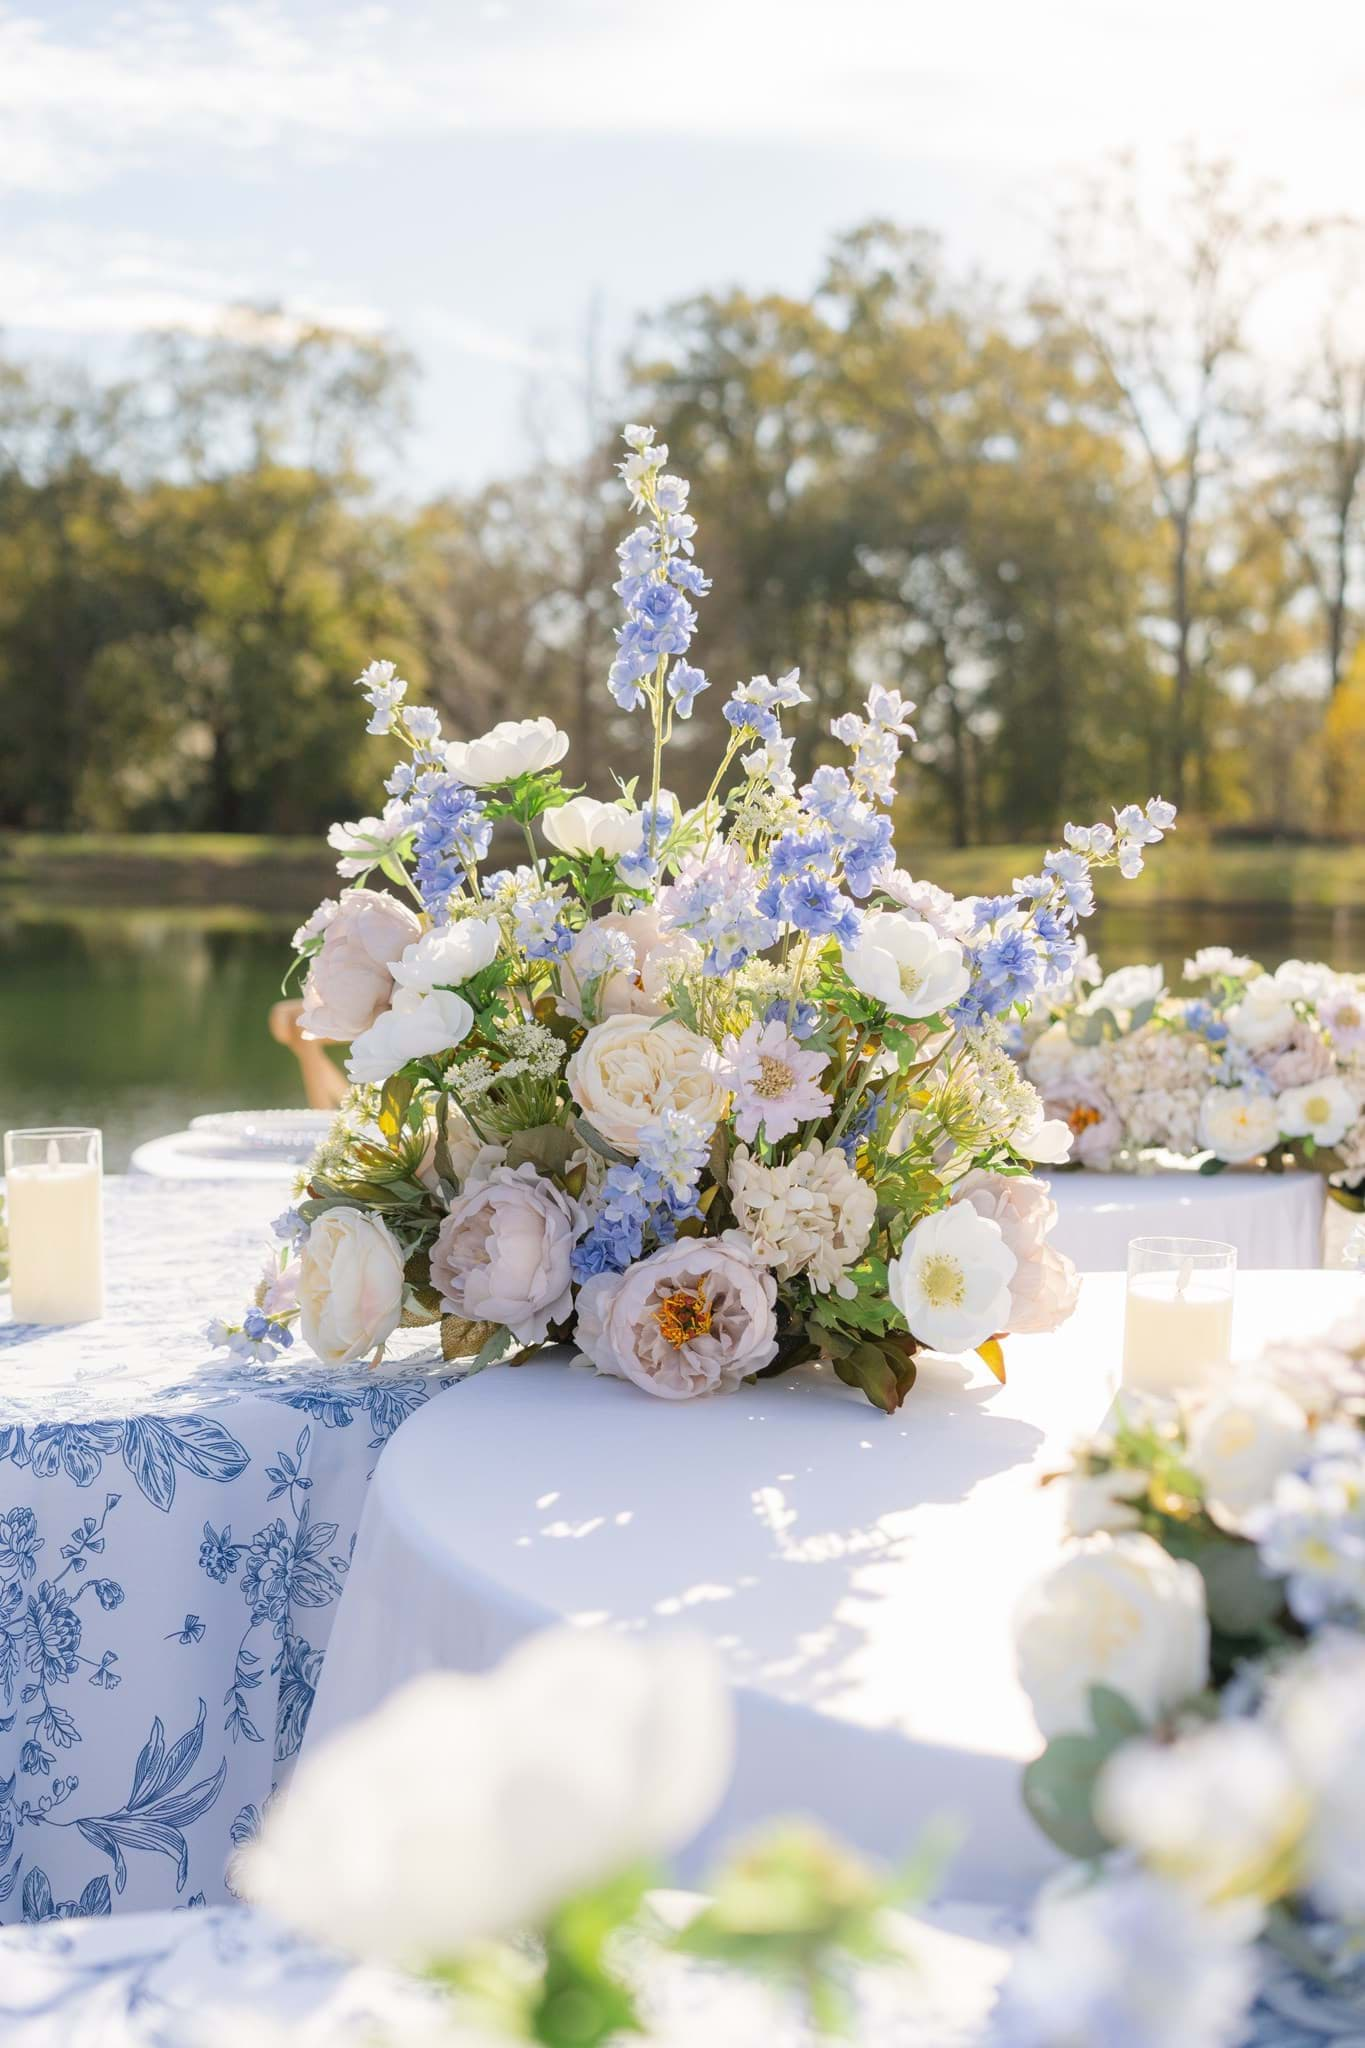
xmin=1003 ymin=1306 xmax=1365 ymax=2044
xmin=1018 ymin=949 xmax=1365 ymax=1186
xmin=214 ymin=424 xmax=1176 ymax=1413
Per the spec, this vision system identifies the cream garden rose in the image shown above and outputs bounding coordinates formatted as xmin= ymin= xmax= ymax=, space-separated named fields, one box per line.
xmin=429 ymin=1163 xmax=584 ymax=1344
xmin=1184 ymin=1378 xmax=1314 ymax=1530
xmin=298 ymin=1208 xmax=406 ymax=1367
xmin=840 ymin=910 xmax=970 ymax=1021
xmin=1014 ymin=1532 xmax=1210 ymax=1739
xmin=1197 ymin=1084 xmax=1283 ymax=1163
xmin=540 ymin=795 xmax=641 ymax=860
xmin=300 ymin=886 xmax=422 ymax=1041
xmin=576 ymin=1237 xmax=778 ymax=1398
xmin=444 ymin=716 xmax=569 ymax=787
xmin=566 ymin=1014 xmax=730 ymax=1154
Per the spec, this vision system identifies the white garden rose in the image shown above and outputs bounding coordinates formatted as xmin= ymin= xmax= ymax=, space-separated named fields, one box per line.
xmin=1089 ymin=962 xmax=1166 ymax=1016
xmin=346 ymin=986 xmax=475 ymax=1085
xmin=1184 ymin=1379 xmax=1314 ymax=1530
xmin=566 ymin=1014 xmax=729 ymax=1155
xmin=1096 ymin=1719 xmax=1309 ymax=1906
xmin=576 ymin=1237 xmax=778 ymax=1398
xmin=390 ymin=917 xmax=501 ymax=995
xmin=1226 ymin=974 xmax=1296 ymax=1052
xmin=243 ymin=1627 xmax=733 ymax=1967
xmin=540 ymin=795 xmax=641 ymax=860
xmin=840 ymin=911 xmax=970 ymax=1020
xmin=298 ymin=1208 xmax=405 ymax=1366
xmin=1276 ymin=1074 xmax=1361 ymax=1149
xmin=1014 ymin=1532 xmax=1210 ymax=1739
xmin=299 ymin=886 xmax=422 ymax=1041
xmin=1197 ymin=1084 xmax=1282 ymax=1164
xmin=429 ymin=1163 xmax=584 ymax=1344
xmin=887 ymin=1201 xmax=1017 ymax=1353
xmin=444 ymin=717 xmax=569 ymax=787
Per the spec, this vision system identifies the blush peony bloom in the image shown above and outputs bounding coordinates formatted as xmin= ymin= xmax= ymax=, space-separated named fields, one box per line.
xmin=298 ymin=1208 xmax=406 ymax=1366
xmin=346 ymin=986 xmax=475 ymax=1086
xmin=429 ymin=1163 xmax=584 ymax=1345
xmin=556 ymin=906 xmax=698 ymax=1023
xmin=444 ymin=717 xmax=569 ymax=787
xmin=540 ymin=795 xmax=641 ymax=860
xmin=712 ymin=1019 xmax=832 ymax=1144
xmin=299 ymin=887 xmax=422 ymax=1042
xmin=1014 ymin=1532 xmax=1210 ymax=1739
xmin=566 ymin=1014 xmax=730 ymax=1155
xmin=1260 ymin=1019 xmax=1334 ymax=1093
xmin=887 ymin=1202 xmax=1017 ymax=1353
xmin=1039 ymin=1075 xmax=1122 ymax=1169
xmin=840 ymin=910 xmax=970 ymax=1020
xmin=576 ymin=1237 xmax=778 ymax=1398
xmin=951 ymin=1170 xmax=1080 ymax=1336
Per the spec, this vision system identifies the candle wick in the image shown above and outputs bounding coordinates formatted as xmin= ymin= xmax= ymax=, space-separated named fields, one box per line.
xmin=45 ymin=1138 xmax=59 ymax=1170
xmin=1176 ymin=1257 xmax=1193 ymax=1300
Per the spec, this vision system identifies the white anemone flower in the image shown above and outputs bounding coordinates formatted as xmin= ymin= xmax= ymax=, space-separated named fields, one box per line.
xmin=1277 ymin=1075 xmax=1361 ymax=1149
xmin=887 ymin=1202 xmax=1017 ymax=1352
xmin=444 ymin=717 xmax=569 ymax=787
xmin=841 ymin=910 xmax=970 ymax=1020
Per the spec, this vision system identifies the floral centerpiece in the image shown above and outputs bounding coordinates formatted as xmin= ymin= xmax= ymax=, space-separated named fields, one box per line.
xmin=1019 ymin=948 xmax=1365 ymax=1184
xmin=214 ymin=424 xmax=1176 ymax=1412
xmin=1006 ymin=1308 xmax=1365 ymax=2037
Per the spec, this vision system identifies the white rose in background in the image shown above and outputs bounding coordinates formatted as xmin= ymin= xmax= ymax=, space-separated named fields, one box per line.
xmin=1274 ymin=958 xmax=1337 ymax=1002
xmin=1277 ymin=1075 xmax=1361 ymax=1149
xmin=346 ymin=986 xmax=475 ymax=1086
xmin=566 ymin=1014 xmax=730 ymax=1154
xmin=1014 ymin=1532 xmax=1209 ymax=1738
xmin=429 ymin=1163 xmax=583 ymax=1344
xmin=1096 ymin=1719 xmax=1309 ymax=1906
xmin=1272 ymin=1633 xmax=1365 ymax=1923
xmin=298 ymin=1208 xmax=405 ymax=1366
xmin=952 ymin=1171 xmax=1080 ymax=1336
xmin=1024 ymin=1021 xmax=1097 ymax=1094
xmin=1197 ymin=1084 xmax=1282 ymax=1164
xmin=1089 ymin=962 xmax=1166 ymax=1016
xmin=887 ymin=1202 xmax=1016 ymax=1352
xmin=444 ymin=717 xmax=569 ymax=787
xmin=840 ymin=911 xmax=970 ymax=1020
xmin=541 ymin=795 xmax=640 ymax=860
xmin=243 ymin=1627 xmax=733 ymax=1969
xmin=1226 ymin=974 xmax=1297 ymax=1052
xmin=576 ymin=1237 xmax=778 ymax=1398
xmin=390 ymin=917 xmax=501 ymax=995
xmin=300 ymin=886 xmax=422 ymax=1041
xmin=1184 ymin=1379 xmax=1314 ymax=1530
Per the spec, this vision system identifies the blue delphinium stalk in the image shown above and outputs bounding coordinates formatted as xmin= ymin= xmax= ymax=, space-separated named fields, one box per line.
xmin=409 ymin=775 xmax=493 ymax=922
xmin=722 ymin=670 xmax=807 ymax=744
xmin=658 ymin=844 xmax=778 ymax=974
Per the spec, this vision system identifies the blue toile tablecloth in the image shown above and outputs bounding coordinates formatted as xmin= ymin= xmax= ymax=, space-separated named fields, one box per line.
xmin=0 ymin=1177 xmax=455 ymax=1923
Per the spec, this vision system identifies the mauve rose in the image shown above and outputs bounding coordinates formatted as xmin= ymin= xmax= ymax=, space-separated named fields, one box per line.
xmin=300 ymin=888 xmax=422 ymax=1042
xmin=429 ymin=1163 xmax=584 ymax=1344
xmin=953 ymin=1170 xmax=1081 ymax=1336
xmin=1260 ymin=1020 xmax=1334 ymax=1093
xmin=575 ymin=1238 xmax=778 ymax=1400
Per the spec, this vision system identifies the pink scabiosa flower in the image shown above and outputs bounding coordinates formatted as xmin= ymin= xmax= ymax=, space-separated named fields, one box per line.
xmin=712 ymin=1019 xmax=832 ymax=1144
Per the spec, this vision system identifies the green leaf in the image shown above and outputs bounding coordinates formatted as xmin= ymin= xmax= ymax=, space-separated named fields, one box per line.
xmin=469 ymin=1325 xmax=515 ymax=1374
xmin=504 ymin=1122 xmax=577 ymax=1175
xmin=1022 ymin=1687 xmax=1147 ymax=1859
xmin=830 ymin=1340 xmax=918 ymax=1414
xmin=572 ymin=1115 xmax=635 ymax=1166
xmin=1198 ymin=1153 xmax=1228 ymax=1176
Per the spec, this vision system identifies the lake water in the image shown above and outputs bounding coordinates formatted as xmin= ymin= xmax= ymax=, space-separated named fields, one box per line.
xmin=4 ymin=896 xmax=1364 ymax=1171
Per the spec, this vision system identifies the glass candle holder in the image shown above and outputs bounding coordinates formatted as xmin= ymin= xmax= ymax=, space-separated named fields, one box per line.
xmin=1122 ymin=1236 xmax=1235 ymax=1396
xmin=3 ymin=1128 xmax=105 ymax=1326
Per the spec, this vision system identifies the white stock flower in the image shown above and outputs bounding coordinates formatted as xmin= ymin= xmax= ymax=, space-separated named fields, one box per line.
xmin=540 ymin=795 xmax=640 ymax=860
xmin=566 ymin=1014 xmax=730 ymax=1156
xmin=299 ymin=887 xmax=422 ymax=1042
xmin=887 ymin=1202 xmax=1017 ymax=1353
xmin=445 ymin=717 xmax=569 ymax=787
xmin=840 ymin=910 xmax=970 ymax=1020
xmin=242 ymin=1627 xmax=733 ymax=1968
xmin=390 ymin=917 xmax=501 ymax=995
xmin=346 ymin=986 xmax=475 ymax=1085
xmin=727 ymin=1142 xmax=876 ymax=1298
xmin=576 ymin=1237 xmax=778 ymax=1398
xmin=1184 ymin=1379 xmax=1314 ymax=1531
xmin=1226 ymin=975 xmax=1297 ymax=1052
xmin=429 ymin=1163 xmax=583 ymax=1345
xmin=1096 ymin=1718 xmax=1309 ymax=1906
xmin=1197 ymin=1085 xmax=1282 ymax=1164
xmin=1014 ymin=1533 xmax=1209 ymax=1739
xmin=1276 ymin=1075 xmax=1361 ymax=1149
xmin=297 ymin=1208 xmax=405 ymax=1366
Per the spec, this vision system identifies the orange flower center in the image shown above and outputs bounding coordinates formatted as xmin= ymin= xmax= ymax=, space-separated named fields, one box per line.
xmin=1068 ymin=1103 xmax=1103 ymax=1136
xmin=654 ymin=1284 xmax=713 ymax=1348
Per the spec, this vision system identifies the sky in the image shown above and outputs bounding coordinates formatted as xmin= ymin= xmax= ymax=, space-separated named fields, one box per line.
xmin=2 ymin=0 xmax=1363 ymax=493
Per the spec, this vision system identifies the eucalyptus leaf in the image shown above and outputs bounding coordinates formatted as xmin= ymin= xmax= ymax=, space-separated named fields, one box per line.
xmin=573 ymin=1115 xmax=635 ymax=1167
xmin=504 ymin=1123 xmax=577 ymax=1175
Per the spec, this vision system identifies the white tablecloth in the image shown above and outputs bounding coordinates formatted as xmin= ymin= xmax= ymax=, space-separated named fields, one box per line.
xmin=0 ymin=1179 xmax=454 ymax=1923
xmin=305 ymin=1269 xmax=1363 ymax=1908
xmin=1043 ymin=1166 xmax=1326 ymax=1271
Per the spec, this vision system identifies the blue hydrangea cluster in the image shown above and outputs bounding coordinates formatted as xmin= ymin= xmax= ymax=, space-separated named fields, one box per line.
xmin=722 ymin=669 xmax=807 ymax=743
xmin=409 ymin=775 xmax=493 ymax=922
xmin=609 ymin=426 xmax=711 ymax=714
xmin=571 ymin=1111 xmax=712 ymax=1279
xmin=658 ymin=844 xmax=778 ymax=974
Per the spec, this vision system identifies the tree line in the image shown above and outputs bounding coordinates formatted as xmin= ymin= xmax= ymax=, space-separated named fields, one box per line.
xmin=2 ymin=156 xmax=1363 ymax=847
